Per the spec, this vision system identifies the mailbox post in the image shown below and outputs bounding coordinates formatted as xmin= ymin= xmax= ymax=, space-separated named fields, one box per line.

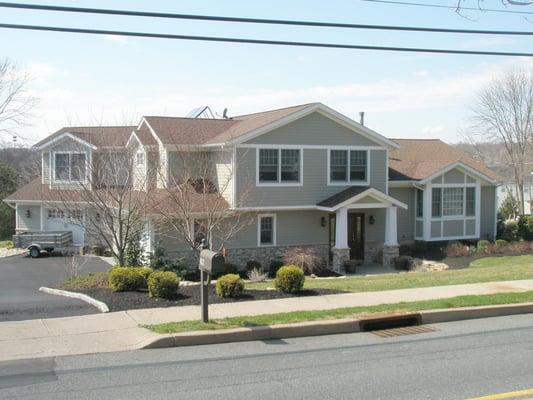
xmin=198 ymin=249 xmax=225 ymax=322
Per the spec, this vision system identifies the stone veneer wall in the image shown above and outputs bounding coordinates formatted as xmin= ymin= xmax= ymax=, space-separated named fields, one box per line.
xmin=170 ymin=244 xmax=330 ymax=271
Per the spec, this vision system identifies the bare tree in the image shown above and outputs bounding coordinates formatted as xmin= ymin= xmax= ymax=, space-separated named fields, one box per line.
xmin=0 ymin=59 xmax=36 ymax=145
xmin=465 ymin=69 xmax=533 ymax=214
xmin=151 ymin=147 xmax=255 ymax=258
xmin=44 ymin=128 xmax=153 ymax=266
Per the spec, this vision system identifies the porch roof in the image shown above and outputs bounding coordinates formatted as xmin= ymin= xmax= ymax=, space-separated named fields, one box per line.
xmin=317 ymin=186 xmax=408 ymax=211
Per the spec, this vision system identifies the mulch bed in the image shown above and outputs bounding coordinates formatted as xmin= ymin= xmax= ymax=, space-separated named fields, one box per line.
xmin=79 ymin=285 xmax=346 ymax=312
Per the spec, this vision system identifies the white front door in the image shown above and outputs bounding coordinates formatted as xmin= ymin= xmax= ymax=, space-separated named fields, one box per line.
xmin=44 ymin=209 xmax=85 ymax=245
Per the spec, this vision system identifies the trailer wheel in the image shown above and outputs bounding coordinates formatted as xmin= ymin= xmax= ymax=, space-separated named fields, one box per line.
xmin=29 ymin=247 xmax=40 ymax=258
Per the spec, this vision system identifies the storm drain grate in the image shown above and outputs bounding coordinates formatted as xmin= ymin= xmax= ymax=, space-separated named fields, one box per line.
xmin=370 ymin=325 xmax=436 ymax=338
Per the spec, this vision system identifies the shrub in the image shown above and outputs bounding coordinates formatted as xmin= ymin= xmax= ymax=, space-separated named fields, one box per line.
xmin=215 ymin=274 xmax=244 ymax=298
xmin=137 ymin=267 xmax=154 ymax=289
xmin=518 ymin=215 xmax=533 ymax=241
xmin=495 ymin=239 xmax=508 ymax=247
xmin=147 ymin=270 xmax=180 ymax=299
xmin=283 ymin=247 xmax=326 ymax=275
xmin=247 ymin=267 xmax=268 ymax=282
xmin=499 ymin=220 xmax=519 ymax=242
xmin=125 ymin=233 xmax=143 ymax=267
xmin=148 ymin=242 xmax=187 ymax=276
xmin=108 ymin=267 xmax=144 ymax=292
xmin=477 ymin=240 xmax=491 ymax=250
xmin=446 ymin=242 xmax=470 ymax=258
xmin=393 ymin=255 xmax=421 ymax=271
xmin=269 ymin=259 xmax=284 ymax=277
xmin=275 ymin=265 xmax=305 ymax=293
xmin=246 ymin=260 xmax=262 ymax=271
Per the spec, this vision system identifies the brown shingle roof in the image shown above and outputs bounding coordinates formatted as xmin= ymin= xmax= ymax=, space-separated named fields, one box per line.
xmin=35 ymin=126 xmax=136 ymax=148
xmin=133 ymin=128 xmax=158 ymax=146
xmin=143 ymin=103 xmax=313 ymax=145
xmin=389 ymin=139 xmax=502 ymax=182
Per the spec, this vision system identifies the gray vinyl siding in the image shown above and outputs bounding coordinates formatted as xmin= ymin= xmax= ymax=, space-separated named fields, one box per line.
xmin=465 ymin=219 xmax=476 ymax=235
xmin=236 ymin=148 xmax=387 ymax=207
xmin=443 ymin=220 xmax=463 ymax=237
xmin=245 ymin=112 xmax=378 ymax=146
xmin=480 ymin=185 xmax=496 ymax=240
xmin=46 ymin=137 xmax=92 ymax=190
xmin=389 ymin=187 xmax=415 ymax=243
xmin=431 ymin=221 xmax=441 ymax=238
xmin=444 ymin=169 xmax=465 ymax=184
xmin=16 ymin=205 xmax=41 ymax=231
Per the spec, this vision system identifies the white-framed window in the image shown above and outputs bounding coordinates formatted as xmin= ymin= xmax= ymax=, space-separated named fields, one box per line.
xmin=257 ymin=148 xmax=302 ymax=185
xmin=465 ymin=187 xmax=476 ymax=217
xmin=442 ymin=188 xmax=464 ymax=216
xmin=136 ymin=151 xmax=145 ymax=166
xmin=432 ymin=187 xmax=476 ymax=218
xmin=415 ymin=188 xmax=423 ymax=218
xmin=54 ymin=152 xmax=87 ymax=183
xmin=258 ymin=214 xmax=276 ymax=246
xmin=328 ymin=149 xmax=368 ymax=184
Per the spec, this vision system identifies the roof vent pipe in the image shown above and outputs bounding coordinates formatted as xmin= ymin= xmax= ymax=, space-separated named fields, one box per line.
xmin=359 ymin=112 xmax=365 ymax=126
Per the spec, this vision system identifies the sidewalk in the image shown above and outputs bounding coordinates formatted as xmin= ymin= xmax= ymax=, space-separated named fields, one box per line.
xmin=1 ymin=279 xmax=533 ymax=361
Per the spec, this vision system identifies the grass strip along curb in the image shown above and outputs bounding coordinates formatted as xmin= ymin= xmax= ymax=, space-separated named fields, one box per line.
xmin=146 ymin=290 xmax=533 ymax=334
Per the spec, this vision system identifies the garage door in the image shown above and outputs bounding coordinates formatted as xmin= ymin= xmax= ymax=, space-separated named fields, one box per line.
xmin=44 ymin=209 xmax=85 ymax=245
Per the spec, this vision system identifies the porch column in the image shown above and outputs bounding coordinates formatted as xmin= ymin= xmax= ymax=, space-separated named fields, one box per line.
xmin=332 ymin=207 xmax=350 ymax=273
xmin=383 ymin=206 xmax=399 ymax=268
xmin=335 ymin=207 xmax=349 ymax=249
xmin=384 ymin=206 xmax=398 ymax=246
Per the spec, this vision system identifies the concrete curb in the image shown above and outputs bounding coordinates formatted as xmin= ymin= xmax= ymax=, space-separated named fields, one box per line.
xmin=39 ymin=286 xmax=109 ymax=313
xmin=140 ymin=302 xmax=533 ymax=349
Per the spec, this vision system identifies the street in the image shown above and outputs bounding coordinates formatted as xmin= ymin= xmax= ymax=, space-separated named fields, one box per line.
xmin=1 ymin=314 xmax=532 ymax=399
xmin=0 ymin=255 xmax=109 ymax=321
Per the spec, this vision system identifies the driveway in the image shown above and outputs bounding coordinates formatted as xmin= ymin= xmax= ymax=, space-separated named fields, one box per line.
xmin=0 ymin=254 xmax=110 ymax=322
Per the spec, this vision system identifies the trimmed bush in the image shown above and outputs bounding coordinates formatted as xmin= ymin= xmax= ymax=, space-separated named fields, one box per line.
xmin=137 ymin=267 xmax=154 ymax=289
xmin=147 ymin=270 xmax=180 ymax=299
xmin=215 ymin=274 xmax=244 ymax=298
xmin=477 ymin=240 xmax=491 ymax=250
xmin=246 ymin=260 xmax=262 ymax=271
xmin=275 ymin=265 xmax=305 ymax=294
xmin=499 ymin=220 xmax=519 ymax=242
xmin=269 ymin=259 xmax=284 ymax=277
xmin=495 ymin=239 xmax=508 ymax=247
xmin=108 ymin=267 xmax=144 ymax=292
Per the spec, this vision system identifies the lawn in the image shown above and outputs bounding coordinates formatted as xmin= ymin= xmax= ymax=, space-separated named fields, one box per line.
xmin=147 ymin=290 xmax=533 ymax=334
xmin=0 ymin=240 xmax=13 ymax=249
xmin=247 ymin=254 xmax=533 ymax=293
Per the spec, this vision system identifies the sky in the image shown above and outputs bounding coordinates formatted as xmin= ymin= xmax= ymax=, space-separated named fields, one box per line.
xmin=1 ymin=0 xmax=533 ymax=145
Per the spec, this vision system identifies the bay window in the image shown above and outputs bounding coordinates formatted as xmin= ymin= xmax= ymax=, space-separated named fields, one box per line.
xmin=431 ymin=187 xmax=476 ymax=218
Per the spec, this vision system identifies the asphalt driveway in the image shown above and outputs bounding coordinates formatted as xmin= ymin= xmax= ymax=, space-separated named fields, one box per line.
xmin=0 ymin=254 xmax=110 ymax=322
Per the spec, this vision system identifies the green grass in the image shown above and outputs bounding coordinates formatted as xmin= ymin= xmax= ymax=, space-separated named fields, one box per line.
xmin=147 ymin=290 xmax=533 ymax=334
xmin=247 ymin=255 xmax=533 ymax=293
xmin=60 ymin=272 xmax=109 ymax=290
xmin=0 ymin=240 xmax=13 ymax=249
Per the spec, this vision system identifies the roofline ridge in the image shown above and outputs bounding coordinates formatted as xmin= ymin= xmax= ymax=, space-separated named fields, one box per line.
xmin=232 ymin=102 xmax=318 ymax=119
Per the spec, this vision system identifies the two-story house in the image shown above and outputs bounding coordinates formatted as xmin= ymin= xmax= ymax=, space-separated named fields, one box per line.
xmin=4 ymin=103 xmax=501 ymax=271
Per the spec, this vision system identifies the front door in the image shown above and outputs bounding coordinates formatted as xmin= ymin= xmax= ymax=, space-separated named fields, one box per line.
xmin=348 ymin=213 xmax=365 ymax=260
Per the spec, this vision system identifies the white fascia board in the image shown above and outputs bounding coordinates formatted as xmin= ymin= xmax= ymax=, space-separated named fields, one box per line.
xmin=419 ymin=162 xmax=498 ymax=185
xmin=330 ymin=188 xmax=408 ymax=211
xmin=388 ymin=180 xmax=419 ymax=188
xmin=139 ymin=117 xmax=164 ymax=146
xmin=126 ymin=131 xmax=142 ymax=148
xmin=35 ymin=132 xmax=97 ymax=151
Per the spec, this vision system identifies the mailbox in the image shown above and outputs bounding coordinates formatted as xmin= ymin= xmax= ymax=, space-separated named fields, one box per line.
xmin=199 ymin=249 xmax=225 ymax=275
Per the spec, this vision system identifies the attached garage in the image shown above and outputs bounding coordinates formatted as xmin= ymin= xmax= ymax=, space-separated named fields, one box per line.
xmin=44 ymin=208 xmax=85 ymax=245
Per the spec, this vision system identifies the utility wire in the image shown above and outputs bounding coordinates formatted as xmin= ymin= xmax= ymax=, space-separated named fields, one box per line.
xmin=0 ymin=23 xmax=532 ymax=57
xmin=360 ymin=0 xmax=533 ymax=15
xmin=0 ymin=1 xmax=532 ymax=35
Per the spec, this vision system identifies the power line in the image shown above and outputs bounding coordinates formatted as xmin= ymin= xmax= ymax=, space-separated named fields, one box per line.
xmin=0 ymin=1 xmax=532 ymax=35
xmin=0 ymin=23 xmax=532 ymax=57
xmin=360 ymin=0 xmax=533 ymax=15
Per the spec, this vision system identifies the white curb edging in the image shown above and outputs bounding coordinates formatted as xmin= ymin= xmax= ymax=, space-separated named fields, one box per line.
xmin=39 ymin=287 xmax=109 ymax=313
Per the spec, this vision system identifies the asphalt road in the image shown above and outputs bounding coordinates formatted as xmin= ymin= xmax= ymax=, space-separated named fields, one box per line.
xmin=0 ymin=254 xmax=110 ymax=321
xmin=1 ymin=314 xmax=533 ymax=399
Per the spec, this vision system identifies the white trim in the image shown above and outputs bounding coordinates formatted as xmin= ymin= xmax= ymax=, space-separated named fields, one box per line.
xmin=256 ymin=147 xmax=303 ymax=187
xmin=52 ymin=151 xmax=89 ymax=184
xmin=35 ymin=132 xmax=97 ymax=150
xmin=39 ymin=204 xmax=44 ymax=230
xmin=320 ymin=187 xmax=408 ymax=212
xmin=385 ymin=149 xmax=389 ymax=194
xmin=237 ymin=143 xmax=383 ymax=150
xmin=235 ymin=205 xmax=317 ymax=211
xmin=493 ymin=185 xmax=499 ymax=239
xmin=424 ymin=235 xmax=480 ymax=242
xmin=389 ymin=180 xmax=418 ymax=188
xmin=327 ymin=148 xmax=370 ymax=187
xmin=346 ymin=202 xmax=393 ymax=209
xmin=138 ymin=118 xmax=164 ymax=146
xmin=230 ymin=103 xmax=399 ymax=150
xmin=231 ymin=146 xmax=237 ymax=208
xmin=126 ymin=131 xmax=142 ymax=148
xmin=419 ymin=162 xmax=498 ymax=185
xmin=257 ymin=213 xmax=277 ymax=247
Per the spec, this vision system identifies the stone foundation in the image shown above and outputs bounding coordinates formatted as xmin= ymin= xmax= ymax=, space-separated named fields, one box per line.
xmin=382 ymin=245 xmax=399 ymax=268
xmin=331 ymin=247 xmax=350 ymax=273
xmin=168 ymin=244 xmax=329 ymax=272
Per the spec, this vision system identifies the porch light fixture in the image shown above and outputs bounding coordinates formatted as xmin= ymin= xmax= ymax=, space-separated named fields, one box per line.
xmin=25 ymin=209 xmax=31 ymax=218
xmin=369 ymin=215 xmax=375 ymax=225
xmin=320 ymin=216 xmax=327 ymax=227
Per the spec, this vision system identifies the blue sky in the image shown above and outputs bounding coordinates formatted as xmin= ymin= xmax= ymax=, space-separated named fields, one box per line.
xmin=1 ymin=0 xmax=532 ymax=144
